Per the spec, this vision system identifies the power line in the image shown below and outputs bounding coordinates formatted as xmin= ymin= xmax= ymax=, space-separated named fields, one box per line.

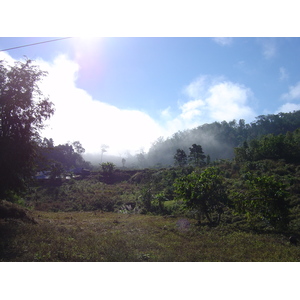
xmin=0 ymin=37 xmax=73 ymax=52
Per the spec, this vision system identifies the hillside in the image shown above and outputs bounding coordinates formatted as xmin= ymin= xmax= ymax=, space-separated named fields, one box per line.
xmin=147 ymin=110 xmax=300 ymax=166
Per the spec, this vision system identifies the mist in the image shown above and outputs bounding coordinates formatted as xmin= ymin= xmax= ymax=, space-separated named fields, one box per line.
xmin=146 ymin=123 xmax=237 ymax=167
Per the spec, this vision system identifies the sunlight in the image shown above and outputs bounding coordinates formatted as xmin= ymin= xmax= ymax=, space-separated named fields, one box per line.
xmin=39 ymin=54 xmax=165 ymax=156
xmin=71 ymin=37 xmax=102 ymax=51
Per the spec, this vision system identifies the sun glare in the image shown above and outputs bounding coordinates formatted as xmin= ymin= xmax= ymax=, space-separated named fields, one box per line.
xmin=72 ymin=37 xmax=102 ymax=48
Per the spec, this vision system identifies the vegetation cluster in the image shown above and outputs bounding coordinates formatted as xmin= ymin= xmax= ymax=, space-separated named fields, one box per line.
xmin=147 ymin=111 xmax=300 ymax=166
xmin=2 ymin=58 xmax=300 ymax=261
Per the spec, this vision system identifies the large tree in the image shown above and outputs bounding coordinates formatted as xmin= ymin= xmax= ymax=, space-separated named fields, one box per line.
xmin=0 ymin=58 xmax=54 ymax=199
xmin=188 ymin=144 xmax=206 ymax=167
xmin=174 ymin=148 xmax=187 ymax=167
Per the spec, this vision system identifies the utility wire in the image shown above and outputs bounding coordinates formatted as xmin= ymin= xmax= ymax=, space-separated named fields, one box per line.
xmin=0 ymin=37 xmax=73 ymax=52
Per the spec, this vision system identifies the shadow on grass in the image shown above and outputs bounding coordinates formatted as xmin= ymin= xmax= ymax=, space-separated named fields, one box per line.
xmin=0 ymin=222 xmax=21 ymax=261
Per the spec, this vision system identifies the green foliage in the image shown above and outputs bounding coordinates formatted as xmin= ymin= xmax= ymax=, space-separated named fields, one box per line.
xmin=234 ymin=129 xmax=300 ymax=164
xmin=100 ymin=162 xmax=115 ymax=175
xmin=147 ymin=111 xmax=300 ymax=166
xmin=139 ymin=187 xmax=153 ymax=213
xmin=151 ymin=192 xmax=167 ymax=213
xmin=0 ymin=59 xmax=54 ymax=199
xmin=174 ymin=167 xmax=228 ymax=224
xmin=38 ymin=139 xmax=90 ymax=172
xmin=188 ymin=144 xmax=206 ymax=167
xmin=231 ymin=173 xmax=290 ymax=230
xmin=174 ymin=149 xmax=187 ymax=167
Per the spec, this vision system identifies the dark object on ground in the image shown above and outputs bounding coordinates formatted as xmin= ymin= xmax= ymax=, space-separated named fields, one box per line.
xmin=0 ymin=200 xmax=37 ymax=224
xmin=289 ymin=236 xmax=298 ymax=246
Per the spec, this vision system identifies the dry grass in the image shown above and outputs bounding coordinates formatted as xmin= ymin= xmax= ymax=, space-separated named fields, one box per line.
xmin=1 ymin=210 xmax=300 ymax=262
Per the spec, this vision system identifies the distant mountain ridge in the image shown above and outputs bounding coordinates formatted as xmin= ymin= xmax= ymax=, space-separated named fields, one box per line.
xmin=147 ymin=110 xmax=300 ymax=166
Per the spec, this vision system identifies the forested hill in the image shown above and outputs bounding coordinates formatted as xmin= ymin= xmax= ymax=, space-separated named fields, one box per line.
xmin=147 ymin=110 xmax=300 ymax=166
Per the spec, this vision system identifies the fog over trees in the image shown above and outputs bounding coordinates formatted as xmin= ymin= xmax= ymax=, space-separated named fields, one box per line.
xmin=78 ymin=110 xmax=300 ymax=169
xmin=146 ymin=111 xmax=300 ymax=167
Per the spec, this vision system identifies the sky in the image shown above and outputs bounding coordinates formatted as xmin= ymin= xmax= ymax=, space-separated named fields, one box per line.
xmin=1 ymin=37 xmax=300 ymax=156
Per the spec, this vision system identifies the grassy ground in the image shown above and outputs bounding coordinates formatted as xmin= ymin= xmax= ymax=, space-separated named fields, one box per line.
xmin=1 ymin=210 xmax=300 ymax=262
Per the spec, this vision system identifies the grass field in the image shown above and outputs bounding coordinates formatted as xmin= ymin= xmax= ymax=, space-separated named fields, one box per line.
xmin=1 ymin=210 xmax=300 ymax=262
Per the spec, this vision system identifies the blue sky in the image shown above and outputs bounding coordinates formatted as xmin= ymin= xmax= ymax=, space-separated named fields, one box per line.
xmin=1 ymin=37 xmax=300 ymax=155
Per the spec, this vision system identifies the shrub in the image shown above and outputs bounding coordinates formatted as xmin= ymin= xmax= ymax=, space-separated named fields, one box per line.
xmin=174 ymin=167 xmax=228 ymax=225
xmin=231 ymin=173 xmax=290 ymax=230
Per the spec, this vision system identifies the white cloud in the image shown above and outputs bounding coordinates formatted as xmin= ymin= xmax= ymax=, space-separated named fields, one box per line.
xmin=277 ymin=81 xmax=300 ymax=114
xmin=0 ymin=51 xmax=15 ymax=65
xmin=180 ymin=99 xmax=205 ymax=120
xmin=160 ymin=106 xmax=172 ymax=118
xmin=276 ymin=102 xmax=300 ymax=113
xmin=164 ymin=76 xmax=256 ymax=134
xmin=184 ymin=76 xmax=209 ymax=98
xmin=281 ymin=81 xmax=300 ymax=100
xmin=279 ymin=67 xmax=289 ymax=81
xmin=37 ymin=55 xmax=166 ymax=155
xmin=259 ymin=38 xmax=277 ymax=59
xmin=212 ymin=37 xmax=233 ymax=46
xmin=207 ymin=81 xmax=255 ymax=121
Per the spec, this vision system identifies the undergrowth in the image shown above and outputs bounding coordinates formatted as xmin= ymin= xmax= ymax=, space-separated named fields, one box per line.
xmin=2 ymin=160 xmax=300 ymax=262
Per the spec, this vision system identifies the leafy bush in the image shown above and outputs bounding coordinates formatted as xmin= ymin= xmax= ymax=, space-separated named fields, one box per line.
xmin=100 ymin=162 xmax=115 ymax=175
xmin=174 ymin=167 xmax=228 ymax=225
xmin=231 ymin=173 xmax=290 ymax=230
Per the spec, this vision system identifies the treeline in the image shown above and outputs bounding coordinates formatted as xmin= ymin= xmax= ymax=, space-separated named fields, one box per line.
xmin=36 ymin=138 xmax=91 ymax=177
xmin=235 ymin=129 xmax=300 ymax=164
xmin=147 ymin=110 xmax=300 ymax=166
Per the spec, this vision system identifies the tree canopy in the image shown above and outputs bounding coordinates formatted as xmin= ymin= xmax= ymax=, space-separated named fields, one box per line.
xmin=174 ymin=148 xmax=187 ymax=167
xmin=0 ymin=59 xmax=54 ymax=199
xmin=234 ymin=129 xmax=300 ymax=164
xmin=147 ymin=110 xmax=300 ymax=166
xmin=188 ymin=144 xmax=206 ymax=167
xmin=38 ymin=139 xmax=88 ymax=170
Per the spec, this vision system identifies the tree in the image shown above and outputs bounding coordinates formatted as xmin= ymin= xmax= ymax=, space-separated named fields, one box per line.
xmin=100 ymin=162 xmax=115 ymax=183
xmin=188 ymin=144 xmax=206 ymax=167
xmin=174 ymin=167 xmax=228 ymax=225
xmin=122 ymin=158 xmax=126 ymax=168
xmin=174 ymin=148 xmax=187 ymax=167
xmin=0 ymin=59 xmax=54 ymax=199
xmin=136 ymin=150 xmax=146 ymax=168
xmin=206 ymin=154 xmax=211 ymax=165
xmin=72 ymin=141 xmax=85 ymax=154
xmin=100 ymin=144 xmax=109 ymax=163
xmin=38 ymin=140 xmax=90 ymax=172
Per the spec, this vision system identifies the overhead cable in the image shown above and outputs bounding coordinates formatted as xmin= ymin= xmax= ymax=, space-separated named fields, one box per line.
xmin=0 ymin=37 xmax=72 ymax=52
